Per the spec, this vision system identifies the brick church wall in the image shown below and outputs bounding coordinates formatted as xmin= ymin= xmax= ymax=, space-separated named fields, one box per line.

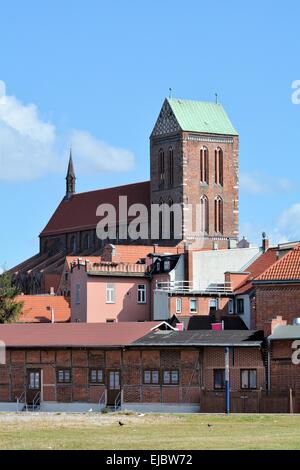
xmin=150 ymin=130 xmax=239 ymax=248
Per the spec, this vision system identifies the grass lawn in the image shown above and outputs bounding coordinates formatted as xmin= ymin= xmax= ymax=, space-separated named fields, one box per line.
xmin=0 ymin=412 xmax=300 ymax=450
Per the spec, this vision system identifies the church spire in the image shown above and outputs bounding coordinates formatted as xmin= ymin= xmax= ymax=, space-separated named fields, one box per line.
xmin=65 ymin=148 xmax=76 ymax=199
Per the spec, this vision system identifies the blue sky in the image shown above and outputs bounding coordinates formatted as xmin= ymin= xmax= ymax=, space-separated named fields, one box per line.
xmin=1 ymin=0 xmax=300 ymax=268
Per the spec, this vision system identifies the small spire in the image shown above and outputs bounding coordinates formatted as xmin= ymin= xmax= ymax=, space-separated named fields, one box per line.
xmin=169 ymin=88 xmax=172 ymax=99
xmin=65 ymin=148 xmax=76 ymax=199
xmin=66 ymin=148 xmax=75 ymax=178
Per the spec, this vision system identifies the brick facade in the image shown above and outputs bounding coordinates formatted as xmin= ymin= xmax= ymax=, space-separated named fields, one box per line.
xmin=169 ymin=295 xmax=230 ymax=317
xmin=150 ymin=130 xmax=239 ymax=248
xmin=0 ymin=345 xmax=265 ymax=406
xmin=255 ymin=284 xmax=300 ymax=335
xmin=270 ymin=339 xmax=300 ymax=393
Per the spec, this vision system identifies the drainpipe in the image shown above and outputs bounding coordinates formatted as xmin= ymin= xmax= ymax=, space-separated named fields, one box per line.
xmin=267 ymin=338 xmax=271 ymax=392
xmin=225 ymin=346 xmax=230 ymax=414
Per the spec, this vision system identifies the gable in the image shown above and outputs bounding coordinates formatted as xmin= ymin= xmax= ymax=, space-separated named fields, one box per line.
xmin=151 ymin=99 xmax=181 ymax=136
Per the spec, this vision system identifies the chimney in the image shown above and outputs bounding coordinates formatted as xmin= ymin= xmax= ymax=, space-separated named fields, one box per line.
xmin=184 ymin=243 xmax=193 ymax=282
xmin=271 ymin=315 xmax=287 ymax=334
xmin=262 ymin=232 xmax=269 ymax=252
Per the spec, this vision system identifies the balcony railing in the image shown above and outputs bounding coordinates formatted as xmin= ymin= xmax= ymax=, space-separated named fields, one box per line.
xmin=155 ymin=280 xmax=232 ymax=295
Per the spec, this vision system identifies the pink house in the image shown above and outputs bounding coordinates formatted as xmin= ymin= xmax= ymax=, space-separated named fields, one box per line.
xmin=70 ymin=249 xmax=185 ymax=323
xmin=70 ymin=260 xmax=151 ymax=323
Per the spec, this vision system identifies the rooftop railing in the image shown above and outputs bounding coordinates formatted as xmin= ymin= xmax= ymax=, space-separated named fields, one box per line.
xmin=155 ymin=280 xmax=232 ymax=295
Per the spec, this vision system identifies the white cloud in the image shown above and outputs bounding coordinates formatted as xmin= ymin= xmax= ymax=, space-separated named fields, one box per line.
xmin=277 ymin=203 xmax=300 ymax=241
xmin=0 ymin=80 xmax=58 ymax=180
xmin=71 ymin=130 xmax=135 ymax=173
xmin=0 ymin=80 xmax=135 ymax=181
xmin=240 ymin=203 xmax=300 ymax=248
xmin=240 ymin=172 xmax=295 ymax=195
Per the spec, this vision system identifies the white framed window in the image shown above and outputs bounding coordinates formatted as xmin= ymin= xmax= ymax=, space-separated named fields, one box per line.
xmin=163 ymin=369 xmax=179 ymax=385
xmin=241 ymin=369 xmax=257 ymax=389
xmin=137 ymin=284 xmax=147 ymax=304
xmin=176 ymin=298 xmax=182 ymax=313
xmin=190 ymin=298 xmax=197 ymax=313
xmin=90 ymin=368 xmax=104 ymax=384
xmin=76 ymin=284 xmax=81 ymax=304
xmin=106 ymin=283 xmax=116 ymax=304
xmin=164 ymin=260 xmax=171 ymax=271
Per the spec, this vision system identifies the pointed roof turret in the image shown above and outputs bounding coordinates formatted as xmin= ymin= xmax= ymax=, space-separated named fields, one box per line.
xmin=65 ymin=148 xmax=76 ymax=199
xmin=66 ymin=148 xmax=75 ymax=178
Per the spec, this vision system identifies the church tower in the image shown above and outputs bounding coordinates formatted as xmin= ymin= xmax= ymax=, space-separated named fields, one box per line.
xmin=150 ymin=98 xmax=239 ymax=248
xmin=65 ymin=149 xmax=76 ymax=200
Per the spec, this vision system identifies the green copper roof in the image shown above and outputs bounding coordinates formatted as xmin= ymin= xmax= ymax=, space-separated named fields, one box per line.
xmin=167 ymin=98 xmax=238 ymax=136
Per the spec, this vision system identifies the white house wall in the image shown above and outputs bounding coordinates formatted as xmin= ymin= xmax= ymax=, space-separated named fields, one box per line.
xmin=193 ymin=247 xmax=261 ymax=289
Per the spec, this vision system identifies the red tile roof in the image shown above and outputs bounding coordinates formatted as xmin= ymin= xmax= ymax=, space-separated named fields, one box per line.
xmin=234 ymin=248 xmax=278 ymax=294
xmin=40 ymin=181 xmax=150 ymax=236
xmin=244 ymin=248 xmax=278 ymax=278
xmin=0 ymin=322 xmax=159 ymax=347
xmin=256 ymin=245 xmax=300 ymax=281
xmin=15 ymin=295 xmax=71 ymax=323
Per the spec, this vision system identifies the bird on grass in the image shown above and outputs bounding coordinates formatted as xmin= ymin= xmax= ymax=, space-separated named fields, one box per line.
xmin=207 ymin=423 xmax=213 ymax=429
xmin=119 ymin=421 xmax=125 ymax=426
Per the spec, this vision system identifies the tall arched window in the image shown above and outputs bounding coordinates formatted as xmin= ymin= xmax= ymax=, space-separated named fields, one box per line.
xmin=70 ymin=235 xmax=77 ymax=253
xmin=215 ymin=147 xmax=223 ymax=186
xmin=200 ymin=195 xmax=209 ymax=234
xmin=168 ymin=147 xmax=174 ymax=187
xmin=159 ymin=149 xmax=165 ymax=188
xmin=168 ymin=198 xmax=174 ymax=239
xmin=200 ymin=147 xmax=209 ymax=184
xmin=214 ymin=196 xmax=223 ymax=234
xmin=83 ymin=233 xmax=90 ymax=250
xmin=159 ymin=198 xmax=163 ymax=240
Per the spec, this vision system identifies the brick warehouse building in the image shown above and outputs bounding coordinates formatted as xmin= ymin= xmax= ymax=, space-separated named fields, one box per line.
xmin=253 ymin=243 xmax=300 ymax=335
xmin=268 ymin=323 xmax=300 ymax=413
xmin=11 ymin=97 xmax=239 ymax=294
xmin=0 ymin=323 xmax=270 ymax=413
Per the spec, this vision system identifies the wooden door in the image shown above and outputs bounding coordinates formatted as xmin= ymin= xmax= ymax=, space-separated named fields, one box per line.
xmin=107 ymin=369 xmax=121 ymax=405
xmin=27 ymin=369 xmax=41 ymax=404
